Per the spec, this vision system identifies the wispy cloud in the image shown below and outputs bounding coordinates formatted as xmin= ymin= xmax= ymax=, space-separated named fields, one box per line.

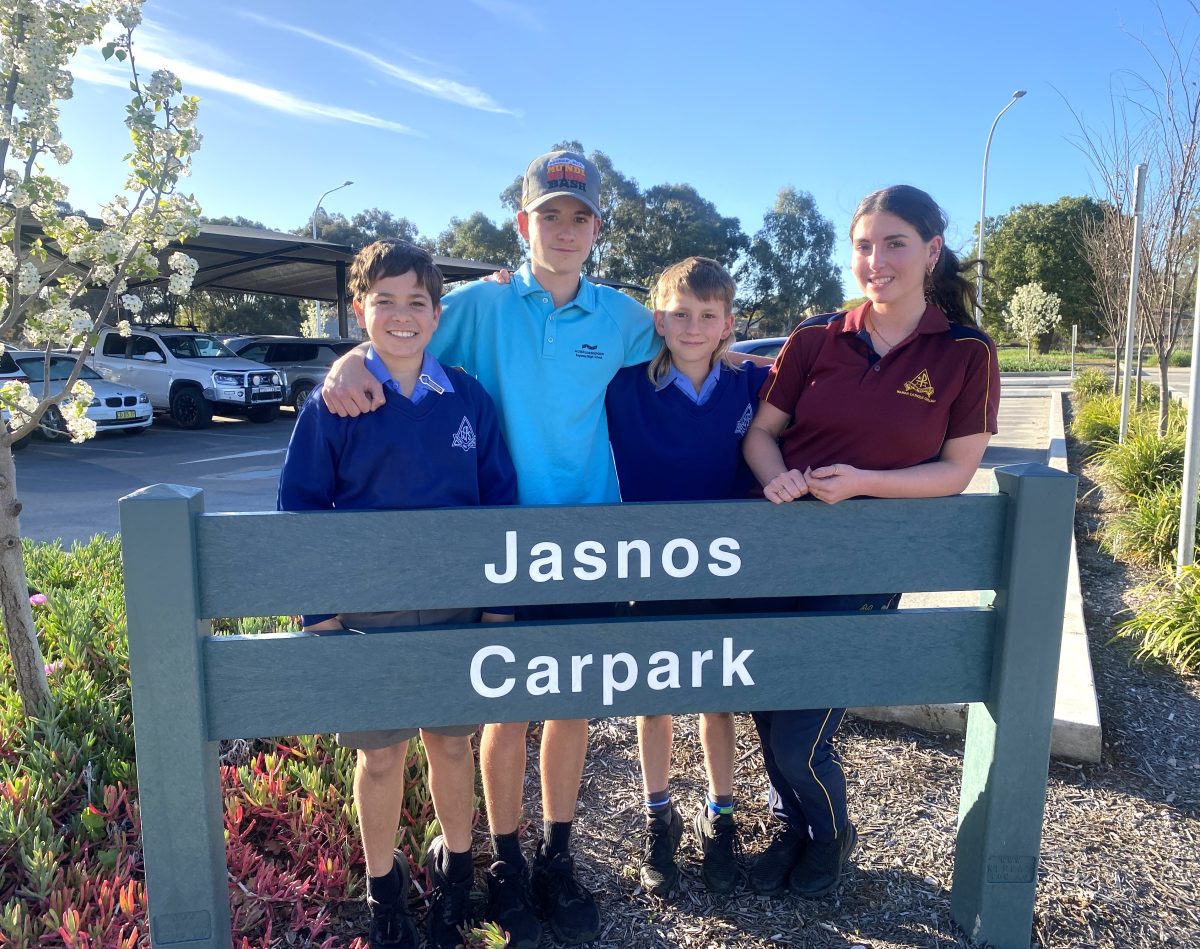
xmin=241 ymin=12 xmax=519 ymax=116
xmin=71 ymin=29 xmax=418 ymax=136
xmin=464 ymin=0 xmax=544 ymax=34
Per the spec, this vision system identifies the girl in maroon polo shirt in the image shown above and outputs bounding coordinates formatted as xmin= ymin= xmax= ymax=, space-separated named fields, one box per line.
xmin=741 ymin=185 xmax=1000 ymax=899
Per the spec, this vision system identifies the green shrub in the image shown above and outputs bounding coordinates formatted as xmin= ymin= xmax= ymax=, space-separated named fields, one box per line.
xmin=1095 ymin=429 xmax=1186 ymax=507
xmin=1071 ymin=394 xmax=1122 ymax=451
xmin=1170 ymin=349 xmax=1193 ymax=368
xmin=1072 ymin=367 xmax=1111 ymax=402
xmin=1099 ymin=484 xmax=1198 ymax=566
xmin=1116 ymin=564 xmax=1200 ymax=671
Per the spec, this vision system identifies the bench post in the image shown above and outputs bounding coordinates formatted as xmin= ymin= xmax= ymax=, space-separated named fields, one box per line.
xmin=120 ymin=485 xmax=231 ymax=949
xmin=951 ymin=464 xmax=1076 ymax=949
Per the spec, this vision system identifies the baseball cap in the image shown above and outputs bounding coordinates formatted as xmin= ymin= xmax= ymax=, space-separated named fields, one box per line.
xmin=521 ymin=150 xmax=602 ymax=218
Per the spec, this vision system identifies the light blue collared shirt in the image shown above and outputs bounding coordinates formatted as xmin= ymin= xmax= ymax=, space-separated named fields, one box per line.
xmin=657 ymin=362 xmax=723 ymax=406
xmin=364 ymin=347 xmax=455 ymax=405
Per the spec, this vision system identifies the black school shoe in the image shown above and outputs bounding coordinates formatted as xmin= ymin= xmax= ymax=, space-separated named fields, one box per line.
xmin=639 ymin=805 xmax=684 ymax=897
xmin=693 ymin=808 xmax=740 ymax=894
xmin=366 ymin=850 xmax=418 ymax=949
xmin=789 ymin=823 xmax=857 ymax=899
xmin=748 ymin=822 xmax=806 ymax=897
xmin=483 ymin=859 xmax=542 ymax=949
xmin=530 ymin=844 xmax=601 ymax=945
xmin=425 ymin=835 xmax=474 ymax=949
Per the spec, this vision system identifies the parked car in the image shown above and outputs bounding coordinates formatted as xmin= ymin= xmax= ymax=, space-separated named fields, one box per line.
xmin=11 ymin=351 xmax=153 ymax=440
xmin=730 ymin=336 xmax=789 ymax=360
xmin=223 ymin=335 xmax=358 ymax=411
xmin=89 ymin=325 xmax=284 ymax=428
xmin=0 ymin=349 xmax=31 ymax=450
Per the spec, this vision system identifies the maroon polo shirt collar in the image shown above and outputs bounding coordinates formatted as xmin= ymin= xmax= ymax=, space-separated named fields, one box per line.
xmin=841 ymin=302 xmax=952 ymax=344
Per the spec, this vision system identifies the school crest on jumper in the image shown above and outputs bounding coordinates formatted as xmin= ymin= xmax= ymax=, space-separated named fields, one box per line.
xmin=898 ymin=369 xmax=936 ymax=404
xmin=451 ymin=417 xmax=477 ymax=452
xmin=734 ymin=403 xmax=753 ymax=436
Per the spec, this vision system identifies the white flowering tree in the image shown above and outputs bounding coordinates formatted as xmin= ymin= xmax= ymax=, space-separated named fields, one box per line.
xmin=1 ymin=0 xmax=201 ymax=714
xmin=1005 ymin=282 xmax=1063 ymax=358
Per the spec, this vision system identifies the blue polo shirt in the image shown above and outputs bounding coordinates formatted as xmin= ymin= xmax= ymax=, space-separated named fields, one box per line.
xmin=430 ymin=263 xmax=658 ymax=504
xmin=365 ymin=347 xmax=455 ymax=405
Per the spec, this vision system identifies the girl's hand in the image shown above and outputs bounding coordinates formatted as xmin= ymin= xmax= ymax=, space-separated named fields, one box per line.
xmin=804 ymin=464 xmax=861 ymax=504
xmin=762 ymin=469 xmax=809 ymax=504
xmin=483 ymin=268 xmax=513 ymax=285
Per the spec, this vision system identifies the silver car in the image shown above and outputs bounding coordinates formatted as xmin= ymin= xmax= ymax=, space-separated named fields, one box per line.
xmin=13 ymin=352 xmax=152 ymax=440
xmin=224 ymin=335 xmax=359 ymax=411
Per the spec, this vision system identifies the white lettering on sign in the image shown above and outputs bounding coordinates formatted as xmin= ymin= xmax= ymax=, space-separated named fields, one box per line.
xmin=469 ymin=637 xmax=755 ymax=706
xmin=483 ymin=531 xmax=742 ymax=584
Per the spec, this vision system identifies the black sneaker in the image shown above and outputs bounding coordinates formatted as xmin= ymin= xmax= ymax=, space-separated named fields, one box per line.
xmin=426 ymin=835 xmax=474 ymax=949
xmin=748 ymin=822 xmax=806 ymax=897
xmin=367 ymin=850 xmax=418 ymax=949
xmin=639 ymin=805 xmax=684 ymax=897
xmin=789 ymin=823 xmax=857 ymax=899
xmin=483 ymin=859 xmax=542 ymax=949
xmin=530 ymin=846 xmax=601 ymax=945
xmin=693 ymin=807 xmax=740 ymax=895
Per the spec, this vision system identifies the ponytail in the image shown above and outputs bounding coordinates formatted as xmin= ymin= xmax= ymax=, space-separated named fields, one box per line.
xmin=927 ymin=247 xmax=982 ymax=327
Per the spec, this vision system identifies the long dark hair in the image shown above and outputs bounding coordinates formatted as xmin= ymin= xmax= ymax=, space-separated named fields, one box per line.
xmin=850 ymin=185 xmax=981 ymax=326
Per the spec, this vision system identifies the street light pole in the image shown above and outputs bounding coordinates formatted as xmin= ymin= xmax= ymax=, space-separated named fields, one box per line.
xmin=976 ymin=90 xmax=1027 ymax=323
xmin=312 ymin=179 xmax=353 ymax=336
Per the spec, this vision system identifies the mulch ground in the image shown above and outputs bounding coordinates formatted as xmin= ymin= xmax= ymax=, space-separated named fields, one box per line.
xmin=500 ymin=425 xmax=1200 ymax=948
xmin=318 ymin=415 xmax=1200 ymax=948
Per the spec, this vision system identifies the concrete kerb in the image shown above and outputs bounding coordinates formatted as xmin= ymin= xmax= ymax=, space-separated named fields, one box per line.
xmin=852 ymin=388 xmax=1103 ymax=762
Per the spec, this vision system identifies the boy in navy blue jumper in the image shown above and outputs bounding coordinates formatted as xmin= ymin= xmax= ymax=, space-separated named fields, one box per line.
xmin=605 ymin=257 xmax=768 ymax=899
xmin=278 ymin=240 xmax=517 ymax=949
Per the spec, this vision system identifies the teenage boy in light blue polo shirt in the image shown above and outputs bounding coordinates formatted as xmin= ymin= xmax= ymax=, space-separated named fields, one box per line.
xmin=322 ymin=150 xmax=659 ymax=947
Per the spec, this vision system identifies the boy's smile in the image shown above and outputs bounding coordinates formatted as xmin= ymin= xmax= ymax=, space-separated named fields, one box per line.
xmin=354 ymin=271 xmax=441 ymax=377
xmin=519 ymin=196 xmax=601 ymax=278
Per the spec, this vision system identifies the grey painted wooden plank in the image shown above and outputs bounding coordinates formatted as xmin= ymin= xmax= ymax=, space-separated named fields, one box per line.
xmin=951 ymin=465 xmax=1077 ymax=949
xmin=119 ymin=485 xmax=231 ymax=949
xmin=202 ymin=608 xmax=995 ymax=740
xmin=195 ymin=494 xmax=1007 ymax=618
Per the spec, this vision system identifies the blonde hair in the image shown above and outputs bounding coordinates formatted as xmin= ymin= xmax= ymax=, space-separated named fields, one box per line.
xmin=647 ymin=256 xmax=737 ymax=387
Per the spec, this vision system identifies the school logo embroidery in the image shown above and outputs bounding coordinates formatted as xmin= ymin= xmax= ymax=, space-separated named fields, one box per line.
xmin=898 ymin=369 xmax=936 ymax=403
xmin=546 ymin=157 xmax=589 ymax=193
xmin=734 ymin=404 xmax=753 ymax=436
xmin=451 ymin=417 xmax=477 ymax=452
xmin=575 ymin=343 xmax=605 ymax=360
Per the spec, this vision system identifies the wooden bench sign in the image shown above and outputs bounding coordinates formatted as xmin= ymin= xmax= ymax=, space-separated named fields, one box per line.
xmin=120 ymin=462 xmax=1076 ymax=949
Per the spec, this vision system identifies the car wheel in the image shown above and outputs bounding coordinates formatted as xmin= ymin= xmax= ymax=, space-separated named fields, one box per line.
xmin=39 ymin=405 xmax=68 ymax=442
xmin=170 ymin=387 xmax=213 ymax=429
xmin=290 ymin=381 xmax=314 ymax=412
xmin=247 ymin=404 xmax=279 ymax=423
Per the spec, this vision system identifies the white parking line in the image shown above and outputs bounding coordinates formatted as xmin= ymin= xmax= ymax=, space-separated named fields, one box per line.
xmin=179 ymin=448 xmax=288 ymax=465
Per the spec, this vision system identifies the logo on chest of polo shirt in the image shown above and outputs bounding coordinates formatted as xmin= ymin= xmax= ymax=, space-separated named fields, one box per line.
xmin=734 ymin=403 xmax=753 ymax=436
xmin=897 ymin=369 xmax=936 ymax=404
xmin=451 ymin=417 xmax=477 ymax=452
xmin=575 ymin=342 xmax=605 ymax=360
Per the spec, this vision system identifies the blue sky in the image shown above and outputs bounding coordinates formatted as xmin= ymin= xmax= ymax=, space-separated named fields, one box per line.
xmin=54 ymin=0 xmax=1191 ymax=287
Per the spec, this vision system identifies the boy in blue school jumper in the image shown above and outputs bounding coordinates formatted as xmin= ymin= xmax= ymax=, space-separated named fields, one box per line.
xmin=278 ymin=240 xmax=517 ymax=949
xmin=605 ymin=257 xmax=768 ymax=899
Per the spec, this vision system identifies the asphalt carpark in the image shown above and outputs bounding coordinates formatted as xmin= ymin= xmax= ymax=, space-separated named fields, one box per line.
xmin=20 ymin=376 xmax=1063 ymax=547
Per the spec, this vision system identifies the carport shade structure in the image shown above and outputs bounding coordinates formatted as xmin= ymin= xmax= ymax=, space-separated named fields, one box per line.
xmin=125 ymin=223 xmax=507 ymax=336
xmin=24 ymin=220 xmax=509 ymax=336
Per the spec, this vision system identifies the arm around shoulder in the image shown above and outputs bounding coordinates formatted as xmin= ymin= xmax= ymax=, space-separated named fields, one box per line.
xmin=321 ymin=342 xmax=382 ymax=417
